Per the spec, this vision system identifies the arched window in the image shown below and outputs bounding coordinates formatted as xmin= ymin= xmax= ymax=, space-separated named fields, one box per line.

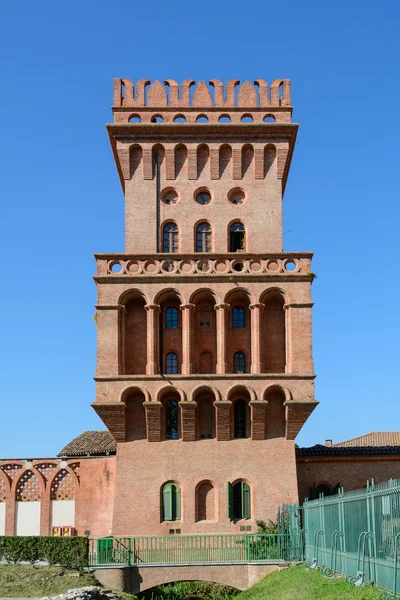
xmin=228 ymin=481 xmax=251 ymax=520
xmin=232 ymin=307 xmax=245 ymax=328
xmin=196 ymin=223 xmax=212 ymax=252
xmin=165 ymin=353 xmax=179 ymax=375
xmin=162 ymin=482 xmax=181 ymax=521
xmin=230 ymin=223 xmax=245 ymax=252
xmin=165 ymin=306 xmax=178 ymax=329
xmin=163 ymin=223 xmax=179 ymax=253
xmin=233 ymin=352 xmax=246 ymax=374
xmin=234 ymin=399 xmax=247 ymax=438
xmin=165 ymin=399 xmax=179 ymax=439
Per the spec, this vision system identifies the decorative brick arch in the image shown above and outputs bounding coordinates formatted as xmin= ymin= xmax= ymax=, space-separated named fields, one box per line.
xmin=0 ymin=462 xmax=23 ymax=486
xmin=259 ymin=287 xmax=290 ymax=306
xmin=14 ymin=469 xmax=43 ymax=502
xmin=120 ymin=385 xmax=151 ymax=404
xmin=49 ymin=468 xmax=77 ymax=501
xmin=224 ymin=286 xmax=252 ymax=305
xmin=0 ymin=472 xmax=8 ymax=502
xmin=118 ymin=289 xmax=149 ymax=306
xmin=156 ymin=385 xmax=187 ymax=404
xmin=154 ymin=287 xmax=183 ymax=306
xmin=262 ymin=384 xmax=292 ymax=403
xmin=190 ymin=385 xmax=221 ymax=403
xmin=227 ymin=384 xmax=257 ymax=402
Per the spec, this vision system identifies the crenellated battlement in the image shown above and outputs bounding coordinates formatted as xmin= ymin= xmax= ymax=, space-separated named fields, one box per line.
xmin=112 ymin=79 xmax=292 ymax=125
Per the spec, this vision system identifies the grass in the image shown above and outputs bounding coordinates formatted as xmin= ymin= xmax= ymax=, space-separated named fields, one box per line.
xmin=236 ymin=564 xmax=382 ymax=599
xmin=0 ymin=565 xmax=100 ymax=598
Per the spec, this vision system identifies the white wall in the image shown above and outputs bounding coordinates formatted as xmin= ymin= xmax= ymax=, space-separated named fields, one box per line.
xmin=0 ymin=503 xmax=5 ymax=535
xmin=51 ymin=500 xmax=75 ymax=528
xmin=15 ymin=502 xmax=41 ymax=536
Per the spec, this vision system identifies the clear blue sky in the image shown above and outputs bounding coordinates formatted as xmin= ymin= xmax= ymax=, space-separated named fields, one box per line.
xmin=1 ymin=0 xmax=399 ymax=457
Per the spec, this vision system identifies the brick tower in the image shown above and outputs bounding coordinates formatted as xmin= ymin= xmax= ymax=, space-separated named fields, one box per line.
xmin=93 ymin=78 xmax=317 ymax=535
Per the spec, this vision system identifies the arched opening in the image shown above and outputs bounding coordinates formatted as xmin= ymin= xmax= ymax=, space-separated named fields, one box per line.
xmin=0 ymin=474 xmax=6 ymax=535
xmin=229 ymin=222 xmax=245 ymax=252
xmin=226 ymin=291 xmax=251 ymax=374
xmin=15 ymin=470 xmax=41 ymax=536
xmin=151 ymin=114 xmax=164 ymax=123
xmin=165 ymin=399 xmax=179 ymax=440
xmin=50 ymin=469 xmax=76 ymax=532
xmin=265 ymin=388 xmax=286 ymax=439
xmin=228 ymin=386 xmax=251 ymax=439
xmin=263 ymin=114 xmax=276 ymax=122
xmin=264 ymin=144 xmax=276 ymax=178
xmin=197 ymin=144 xmax=209 ymax=178
xmin=152 ymin=144 xmax=165 ymax=179
xmin=219 ymin=144 xmax=232 ymax=178
xmin=261 ymin=292 xmax=286 ymax=373
xmin=242 ymin=144 xmax=254 ymax=178
xmin=196 ymin=222 xmax=212 ymax=252
xmin=173 ymin=115 xmax=187 ymax=123
xmin=196 ymin=481 xmax=215 ymax=521
xmin=218 ymin=115 xmax=231 ymax=123
xmin=129 ymin=114 xmax=141 ymax=123
xmin=165 ymin=352 xmax=179 ymax=374
xmin=175 ymin=144 xmax=187 ymax=178
xmin=192 ymin=291 xmax=217 ymax=374
xmin=124 ymin=389 xmax=147 ymax=441
xmin=162 ymin=222 xmax=179 ymax=253
xmin=130 ymin=144 xmax=142 ymax=178
xmin=228 ymin=480 xmax=251 ymax=520
xmin=194 ymin=388 xmax=216 ymax=440
xmin=122 ymin=293 xmax=147 ymax=375
xmin=313 ymin=483 xmax=332 ymax=498
xmin=158 ymin=290 xmax=182 ymax=375
xmin=162 ymin=482 xmax=181 ymax=521
xmin=196 ymin=115 xmax=209 ymax=123
xmin=241 ymin=114 xmax=254 ymax=122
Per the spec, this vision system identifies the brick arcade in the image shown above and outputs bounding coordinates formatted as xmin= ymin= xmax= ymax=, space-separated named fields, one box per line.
xmin=1 ymin=78 xmax=398 ymax=540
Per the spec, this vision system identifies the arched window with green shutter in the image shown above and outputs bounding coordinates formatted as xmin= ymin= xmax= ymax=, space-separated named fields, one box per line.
xmin=162 ymin=482 xmax=181 ymax=521
xmin=228 ymin=480 xmax=251 ymax=520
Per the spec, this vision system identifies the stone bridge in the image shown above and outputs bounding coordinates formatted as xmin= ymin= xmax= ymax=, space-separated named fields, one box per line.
xmin=93 ymin=562 xmax=285 ymax=594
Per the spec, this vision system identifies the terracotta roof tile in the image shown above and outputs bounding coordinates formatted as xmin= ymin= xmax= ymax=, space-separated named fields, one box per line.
xmin=332 ymin=432 xmax=400 ymax=448
xmin=58 ymin=431 xmax=116 ymax=457
xmin=296 ymin=444 xmax=400 ymax=457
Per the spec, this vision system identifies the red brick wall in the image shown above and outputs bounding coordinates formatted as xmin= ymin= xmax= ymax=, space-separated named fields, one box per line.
xmin=296 ymin=457 xmax=400 ymax=503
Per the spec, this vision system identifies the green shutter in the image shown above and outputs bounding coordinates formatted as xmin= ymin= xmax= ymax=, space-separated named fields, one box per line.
xmin=173 ymin=484 xmax=181 ymax=521
xmin=163 ymin=483 xmax=173 ymax=521
xmin=242 ymin=482 xmax=251 ymax=519
xmin=227 ymin=482 xmax=234 ymax=519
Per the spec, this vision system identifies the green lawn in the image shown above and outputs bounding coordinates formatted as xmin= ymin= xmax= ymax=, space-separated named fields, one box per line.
xmin=236 ymin=564 xmax=383 ymax=600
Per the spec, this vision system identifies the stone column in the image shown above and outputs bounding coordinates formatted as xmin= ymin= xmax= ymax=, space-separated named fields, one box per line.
xmin=180 ymin=304 xmax=195 ymax=375
xmin=215 ymin=304 xmax=229 ymax=374
xmin=180 ymin=401 xmax=197 ymax=441
xmin=145 ymin=304 xmax=160 ymax=375
xmin=214 ymin=401 xmax=232 ymax=441
xmin=250 ymin=303 xmax=264 ymax=374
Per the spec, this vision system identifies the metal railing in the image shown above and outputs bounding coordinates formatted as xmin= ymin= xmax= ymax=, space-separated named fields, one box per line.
xmin=89 ymin=532 xmax=303 ymax=567
xmin=302 ymin=478 xmax=400 ymax=598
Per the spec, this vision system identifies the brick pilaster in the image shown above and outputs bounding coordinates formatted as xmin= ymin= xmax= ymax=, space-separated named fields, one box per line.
xmin=250 ymin=401 xmax=268 ymax=440
xmin=144 ymin=402 xmax=162 ymax=442
xmin=180 ymin=402 xmax=197 ymax=441
xmin=215 ymin=401 xmax=232 ymax=441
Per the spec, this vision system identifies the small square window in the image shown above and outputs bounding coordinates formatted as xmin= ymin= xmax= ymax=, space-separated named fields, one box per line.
xmin=169 ymin=529 xmax=175 ymax=535
xmin=240 ymin=525 xmax=246 ymax=531
xmin=246 ymin=526 xmax=252 ymax=531
xmin=176 ymin=529 xmax=181 ymax=534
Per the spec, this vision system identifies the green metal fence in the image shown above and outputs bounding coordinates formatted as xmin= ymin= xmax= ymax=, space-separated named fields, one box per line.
xmin=89 ymin=532 xmax=303 ymax=567
xmin=303 ymin=478 xmax=400 ymax=598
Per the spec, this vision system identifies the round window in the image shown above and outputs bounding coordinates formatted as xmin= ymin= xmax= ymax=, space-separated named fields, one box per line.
xmin=162 ymin=190 xmax=178 ymax=205
xmin=228 ymin=189 xmax=245 ymax=205
xmin=195 ymin=191 xmax=211 ymax=205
